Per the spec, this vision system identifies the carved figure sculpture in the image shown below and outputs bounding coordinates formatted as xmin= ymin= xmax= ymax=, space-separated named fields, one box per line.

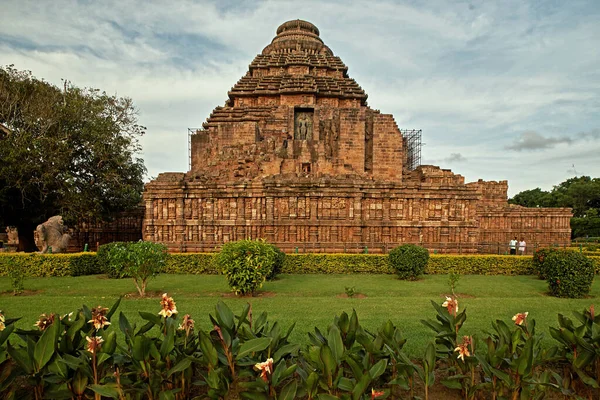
xmin=34 ymin=216 xmax=71 ymax=253
xmin=6 ymin=227 xmax=18 ymax=245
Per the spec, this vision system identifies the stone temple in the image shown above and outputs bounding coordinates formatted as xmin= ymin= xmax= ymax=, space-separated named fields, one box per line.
xmin=143 ymin=19 xmax=571 ymax=253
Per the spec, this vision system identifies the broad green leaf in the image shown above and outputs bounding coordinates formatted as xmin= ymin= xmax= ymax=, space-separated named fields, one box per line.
xmin=240 ymin=392 xmax=268 ymax=400
xmin=88 ymin=384 xmax=120 ymax=398
xmin=0 ymin=324 xmax=15 ymax=346
xmin=320 ymin=344 xmax=336 ymax=379
xmin=33 ymin=317 xmax=60 ymax=372
xmin=369 ymin=359 xmax=387 ymax=380
xmin=236 ymin=337 xmax=272 ymax=360
xmin=160 ymin=324 xmax=175 ymax=358
xmin=328 ymin=325 xmax=344 ymax=365
xmin=168 ymin=357 xmax=192 ymax=376
xmin=216 ymin=301 xmax=235 ymax=330
xmin=441 ymin=378 xmax=463 ymax=389
xmin=139 ymin=311 xmax=161 ymax=325
xmin=317 ymin=394 xmax=339 ymax=400
xmin=118 ymin=312 xmax=133 ymax=338
xmin=279 ymin=379 xmax=297 ymax=400
xmin=199 ymin=331 xmax=218 ymax=367
xmin=351 ymin=372 xmax=371 ymax=400
xmin=7 ymin=343 xmax=32 ymax=374
xmin=273 ymin=343 xmax=300 ymax=362
xmin=159 ymin=390 xmax=177 ymax=400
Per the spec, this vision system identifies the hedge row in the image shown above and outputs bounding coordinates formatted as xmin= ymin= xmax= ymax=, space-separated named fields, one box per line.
xmin=0 ymin=253 xmax=101 ymax=277
xmin=2 ymin=252 xmax=600 ymax=277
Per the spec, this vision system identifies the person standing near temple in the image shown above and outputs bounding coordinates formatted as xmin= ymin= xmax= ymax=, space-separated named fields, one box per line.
xmin=518 ymin=237 xmax=526 ymax=255
xmin=509 ymin=236 xmax=518 ymax=255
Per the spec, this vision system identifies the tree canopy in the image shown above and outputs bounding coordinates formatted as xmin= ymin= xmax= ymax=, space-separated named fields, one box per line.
xmin=0 ymin=65 xmax=146 ymax=248
xmin=509 ymin=176 xmax=600 ymax=238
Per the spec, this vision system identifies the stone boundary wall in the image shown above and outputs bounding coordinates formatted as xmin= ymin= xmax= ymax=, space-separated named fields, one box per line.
xmin=143 ymin=179 xmax=571 ymax=254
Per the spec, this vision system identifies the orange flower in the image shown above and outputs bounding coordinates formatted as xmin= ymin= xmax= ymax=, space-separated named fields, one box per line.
xmin=512 ymin=312 xmax=528 ymax=326
xmin=0 ymin=311 xmax=5 ymax=332
xmin=88 ymin=306 xmax=110 ymax=331
xmin=34 ymin=313 xmax=56 ymax=331
xmin=454 ymin=336 xmax=472 ymax=361
xmin=454 ymin=343 xmax=470 ymax=361
xmin=86 ymin=336 xmax=104 ymax=354
xmin=178 ymin=314 xmax=195 ymax=336
xmin=159 ymin=293 xmax=178 ymax=318
xmin=254 ymin=358 xmax=274 ymax=382
xmin=442 ymin=296 xmax=458 ymax=315
xmin=371 ymin=388 xmax=385 ymax=399
xmin=590 ymin=304 xmax=595 ymax=320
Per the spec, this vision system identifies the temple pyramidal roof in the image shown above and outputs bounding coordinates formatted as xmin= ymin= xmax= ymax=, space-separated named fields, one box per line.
xmin=224 ymin=19 xmax=367 ymax=105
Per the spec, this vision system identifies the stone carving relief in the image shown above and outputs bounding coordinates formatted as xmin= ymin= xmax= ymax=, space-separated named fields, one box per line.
xmin=294 ymin=111 xmax=313 ymax=140
xmin=365 ymin=112 xmax=374 ymax=172
xmin=319 ymin=117 xmax=340 ymax=160
xmin=6 ymin=226 xmax=18 ymax=245
xmin=34 ymin=216 xmax=71 ymax=253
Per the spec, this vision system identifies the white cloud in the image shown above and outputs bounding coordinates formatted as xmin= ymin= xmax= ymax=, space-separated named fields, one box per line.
xmin=1 ymin=0 xmax=599 ymax=196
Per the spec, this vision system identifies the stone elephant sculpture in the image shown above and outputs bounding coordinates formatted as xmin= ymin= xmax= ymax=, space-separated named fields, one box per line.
xmin=34 ymin=216 xmax=71 ymax=253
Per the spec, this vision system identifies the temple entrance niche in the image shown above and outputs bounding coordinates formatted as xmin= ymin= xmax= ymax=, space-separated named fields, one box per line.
xmin=294 ymin=108 xmax=314 ymax=140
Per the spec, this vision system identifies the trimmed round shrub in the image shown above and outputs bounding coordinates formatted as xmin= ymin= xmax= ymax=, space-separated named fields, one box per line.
xmin=545 ymin=250 xmax=594 ymax=298
xmin=216 ymin=239 xmax=278 ymax=295
xmin=388 ymin=244 xmax=429 ymax=280
xmin=532 ymin=247 xmax=560 ymax=280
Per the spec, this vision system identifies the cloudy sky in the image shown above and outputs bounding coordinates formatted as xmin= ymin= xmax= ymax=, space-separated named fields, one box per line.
xmin=1 ymin=0 xmax=599 ymax=196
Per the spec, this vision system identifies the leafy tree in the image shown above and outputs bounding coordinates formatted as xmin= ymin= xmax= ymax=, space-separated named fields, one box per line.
xmin=510 ymin=176 xmax=600 ymax=239
xmin=0 ymin=65 xmax=146 ymax=250
xmin=508 ymin=188 xmax=554 ymax=208
xmin=106 ymin=241 xmax=167 ymax=297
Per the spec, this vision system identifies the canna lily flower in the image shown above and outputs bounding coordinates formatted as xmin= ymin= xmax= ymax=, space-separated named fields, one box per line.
xmin=254 ymin=358 xmax=274 ymax=383
xmin=454 ymin=344 xmax=470 ymax=361
xmin=454 ymin=336 xmax=472 ymax=361
xmin=178 ymin=314 xmax=195 ymax=336
xmin=34 ymin=313 xmax=56 ymax=331
xmin=159 ymin=293 xmax=178 ymax=318
xmin=86 ymin=336 xmax=104 ymax=354
xmin=371 ymin=388 xmax=385 ymax=399
xmin=0 ymin=311 xmax=5 ymax=331
xmin=512 ymin=312 xmax=529 ymax=326
xmin=88 ymin=306 xmax=110 ymax=330
xmin=442 ymin=296 xmax=458 ymax=315
xmin=590 ymin=304 xmax=595 ymax=320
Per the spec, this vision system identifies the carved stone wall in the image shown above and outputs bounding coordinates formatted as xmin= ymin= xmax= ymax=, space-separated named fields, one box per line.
xmin=144 ymin=19 xmax=572 ymax=254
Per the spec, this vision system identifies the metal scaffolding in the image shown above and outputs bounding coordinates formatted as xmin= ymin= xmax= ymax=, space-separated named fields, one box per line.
xmin=401 ymin=129 xmax=422 ymax=171
xmin=188 ymin=128 xmax=203 ymax=171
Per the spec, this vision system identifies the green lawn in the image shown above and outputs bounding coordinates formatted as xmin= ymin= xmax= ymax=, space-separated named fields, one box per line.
xmin=0 ymin=274 xmax=596 ymax=357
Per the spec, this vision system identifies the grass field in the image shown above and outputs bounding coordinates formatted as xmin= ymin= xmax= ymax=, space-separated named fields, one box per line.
xmin=0 ymin=273 xmax=597 ymax=356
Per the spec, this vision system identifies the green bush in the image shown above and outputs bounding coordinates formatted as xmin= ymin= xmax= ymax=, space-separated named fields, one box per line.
xmin=163 ymin=253 xmax=218 ymax=274
xmin=545 ymin=250 xmax=595 ymax=298
xmin=0 ymin=253 xmax=98 ymax=277
xmin=106 ymin=241 xmax=168 ymax=297
xmin=532 ymin=247 xmax=560 ymax=280
xmin=216 ymin=239 xmax=278 ymax=295
xmin=6 ymin=258 xmax=25 ymax=294
xmin=389 ymin=244 xmax=429 ymax=280
xmin=267 ymin=245 xmax=286 ymax=280
xmin=97 ymin=242 xmax=128 ymax=278
xmin=426 ymin=255 xmax=535 ymax=275
xmin=69 ymin=253 xmax=102 ymax=276
xmin=282 ymin=254 xmax=393 ymax=274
